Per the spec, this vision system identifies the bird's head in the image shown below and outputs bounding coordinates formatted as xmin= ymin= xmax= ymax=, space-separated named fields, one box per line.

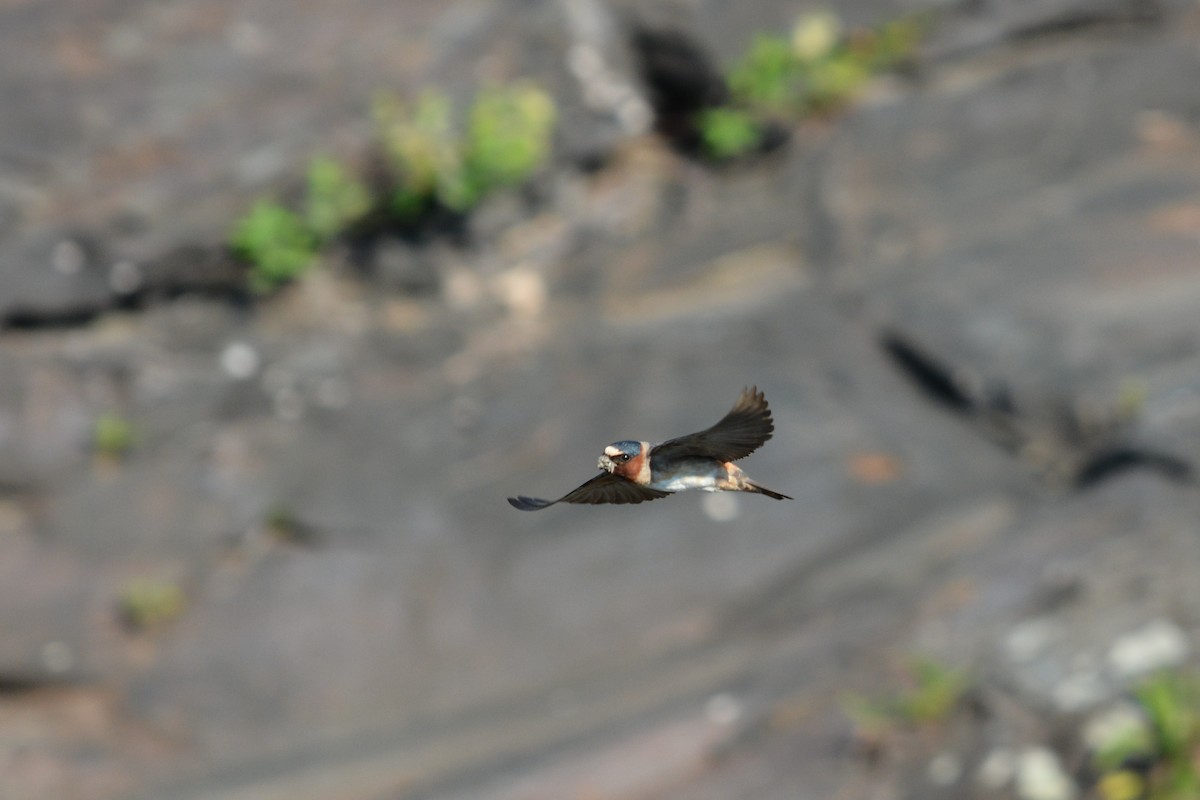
xmin=598 ymin=440 xmax=644 ymax=478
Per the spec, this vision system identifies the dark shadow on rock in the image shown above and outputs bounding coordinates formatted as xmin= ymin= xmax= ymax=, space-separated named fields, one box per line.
xmin=1003 ymin=0 xmax=1164 ymax=43
xmin=626 ymin=23 xmax=790 ymax=160
xmin=878 ymin=328 xmax=977 ymax=414
xmin=630 ymin=25 xmax=728 ymax=136
xmin=3 ymin=304 xmax=107 ymax=330
xmin=3 ymin=241 xmax=254 ymax=329
xmin=132 ymin=244 xmax=254 ymax=307
xmin=879 ymin=326 xmax=1195 ymax=490
xmin=0 ymin=670 xmax=80 ymax=695
xmin=1073 ymin=445 xmax=1194 ymax=489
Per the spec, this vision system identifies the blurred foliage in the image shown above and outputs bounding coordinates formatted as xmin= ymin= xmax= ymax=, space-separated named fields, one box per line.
xmin=376 ymin=83 xmax=555 ymax=215
xmin=729 ymin=32 xmax=810 ymax=114
xmin=93 ymin=412 xmax=136 ymax=458
xmin=264 ymin=504 xmax=321 ymax=547
xmin=229 ymin=81 xmax=555 ymax=293
xmin=1093 ymin=671 xmax=1200 ymax=800
xmin=1117 ymin=377 xmax=1149 ymax=421
xmin=118 ymin=578 xmax=185 ymax=631
xmin=230 ymin=200 xmax=319 ymax=292
xmin=698 ymin=107 xmax=763 ymax=160
xmin=232 ymin=158 xmax=368 ymax=291
xmin=844 ymin=656 xmax=969 ymax=742
xmin=701 ymin=12 xmax=922 ymax=160
xmin=374 ymin=91 xmax=465 ymax=216
xmin=464 ymin=84 xmax=556 ymax=201
xmin=304 ymin=156 xmax=371 ymax=244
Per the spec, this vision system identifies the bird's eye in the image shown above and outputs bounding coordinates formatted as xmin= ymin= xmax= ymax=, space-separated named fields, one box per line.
xmin=615 ymin=454 xmax=631 ymax=462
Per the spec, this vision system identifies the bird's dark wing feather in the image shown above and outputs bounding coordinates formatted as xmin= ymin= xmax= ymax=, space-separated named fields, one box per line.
xmin=507 ymin=472 xmax=671 ymax=511
xmin=651 ymin=385 xmax=774 ymax=462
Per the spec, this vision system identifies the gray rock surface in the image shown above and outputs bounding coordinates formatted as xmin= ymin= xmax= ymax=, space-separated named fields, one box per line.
xmin=0 ymin=1 xmax=1198 ymax=799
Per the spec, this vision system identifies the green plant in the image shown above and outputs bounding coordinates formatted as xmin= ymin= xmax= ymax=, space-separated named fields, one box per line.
xmin=729 ymin=33 xmax=804 ymax=113
xmin=264 ymin=504 xmax=321 ymax=547
xmin=704 ymin=12 xmax=922 ymax=159
xmin=230 ymin=156 xmax=368 ymax=291
xmin=799 ymin=51 xmax=872 ymax=113
xmin=231 ymin=200 xmax=319 ymax=292
xmin=304 ymin=156 xmax=371 ymax=243
xmin=844 ymin=656 xmax=969 ymax=740
xmin=698 ymin=107 xmax=763 ymax=160
xmin=375 ymin=84 xmax=555 ymax=215
xmin=790 ymin=10 xmax=842 ymax=62
xmin=118 ymin=578 xmax=185 ymax=630
xmin=854 ymin=17 xmax=924 ymax=72
xmin=375 ymin=90 xmax=466 ymax=216
xmin=462 ymin=83 xmax=556 ymax=205
xmin=229 ymin=79 xmax=556 ymax=292
xmin=93 ymin=412 xmax=135 ymax=457
xmin=1093 ymin=671 xmax=1200 ymax=800
xmin=893 ymin=657 xmax=968 ymax=722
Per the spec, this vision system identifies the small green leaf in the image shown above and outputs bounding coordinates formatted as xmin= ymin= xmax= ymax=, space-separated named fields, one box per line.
xmin=699 ymin=107 xmax=763 ymax=160
xmin=230 ymin=201 xmax=318 ymax=291
xmin=304 ymin=156 xmax=370 ymax=242
xmin=729 ymin=34 xmax=799 ymax=112
xmin=463 ymin=83 xmax=556 ymax=199
xmin=93 ymin=412 xmax=135 ymax=457
xmin=118 ymin=578 xmax=185 ymax=631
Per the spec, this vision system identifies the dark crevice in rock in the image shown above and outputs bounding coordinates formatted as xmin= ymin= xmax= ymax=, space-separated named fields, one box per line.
xmin=131 ymin=245 xmax=254 ymax=306
xmin=1073 ymin=445 xmax=1193 ymax=488
xmin=2 ymin=242 xmax=254 ymax=331
xmin=879 ymin=326 xmax=1195 ymax=490
xmin=627 ymin=23 xmax=789 ymax=159
xmin=1004 ymin=1 xmax=1165 ymax=43
xmin=3 ymin=305 xmax=107 ymax=330
xmin=629 ymin=25 xmax=728 ymax=138
xmin=879 ymin=328 xmax=977 ymax=414
xmin=0 ymin=674 xmax=67 ymax=695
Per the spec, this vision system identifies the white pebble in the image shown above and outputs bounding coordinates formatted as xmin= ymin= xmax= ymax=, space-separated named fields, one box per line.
xmin=494 ymin=268 xmax=546 ymax=320
xmin=977 ymin=747 xmax=1016 ymax=790
xmin=928 ymin=752 xmax=962 ymax=786
xmin=1082 ymin=703 xmax=1148 ymax=753
xmin=1004 ymin=617 xmax=1060 ymax=663
xmin=1052 ymin=667 xmax=1108 ymax=712
xmin=51 ymin=239 xmax=86 ymax=274
xmin=41 ymin=641 xmax=75 ymax=674
xmin=704 ymin=693 xmax=743 ymax=726
xmin=1016 ymin=747 xmax=1077 ymax=800
xmin=1107 ymin=619 xmax=1189 ymax=680
xmin=220 ymin=342 xmax=261 ymax=380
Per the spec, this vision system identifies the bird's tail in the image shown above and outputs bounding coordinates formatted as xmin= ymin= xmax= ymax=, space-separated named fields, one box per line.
xmin=747 ymin=482 xmax=791 ymax=501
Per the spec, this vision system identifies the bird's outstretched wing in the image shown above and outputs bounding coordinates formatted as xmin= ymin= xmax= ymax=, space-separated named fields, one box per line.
xmin=651 ymin=386 xmax=775 ymax=463
xmin=508 ymin=472 xmax=671 ymax=511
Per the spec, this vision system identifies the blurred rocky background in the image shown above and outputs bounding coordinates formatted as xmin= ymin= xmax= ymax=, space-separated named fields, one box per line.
xmin=2 ymin=0 xmax=1200 ymax=798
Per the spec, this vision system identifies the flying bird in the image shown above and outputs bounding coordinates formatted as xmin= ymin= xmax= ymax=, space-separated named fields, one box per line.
xmin=508 ymin=386 xmax=791 ymax=510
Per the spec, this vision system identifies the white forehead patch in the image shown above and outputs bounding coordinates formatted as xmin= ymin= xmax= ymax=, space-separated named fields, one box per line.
xmin=604 ymin=445 xmax=623 ymax=457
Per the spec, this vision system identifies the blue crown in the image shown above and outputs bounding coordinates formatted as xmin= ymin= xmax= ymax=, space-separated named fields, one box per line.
xmin=607 ymin=440 xmax=641 ymax=455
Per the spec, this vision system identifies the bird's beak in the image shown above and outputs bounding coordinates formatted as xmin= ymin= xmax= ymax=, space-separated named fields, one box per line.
xmin=597 ymin=455 xmax=610 ymax=471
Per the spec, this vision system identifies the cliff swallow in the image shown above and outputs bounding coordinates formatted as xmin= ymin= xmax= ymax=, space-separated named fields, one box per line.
xmin=508 ymin=386 xmax=791 ymax=510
